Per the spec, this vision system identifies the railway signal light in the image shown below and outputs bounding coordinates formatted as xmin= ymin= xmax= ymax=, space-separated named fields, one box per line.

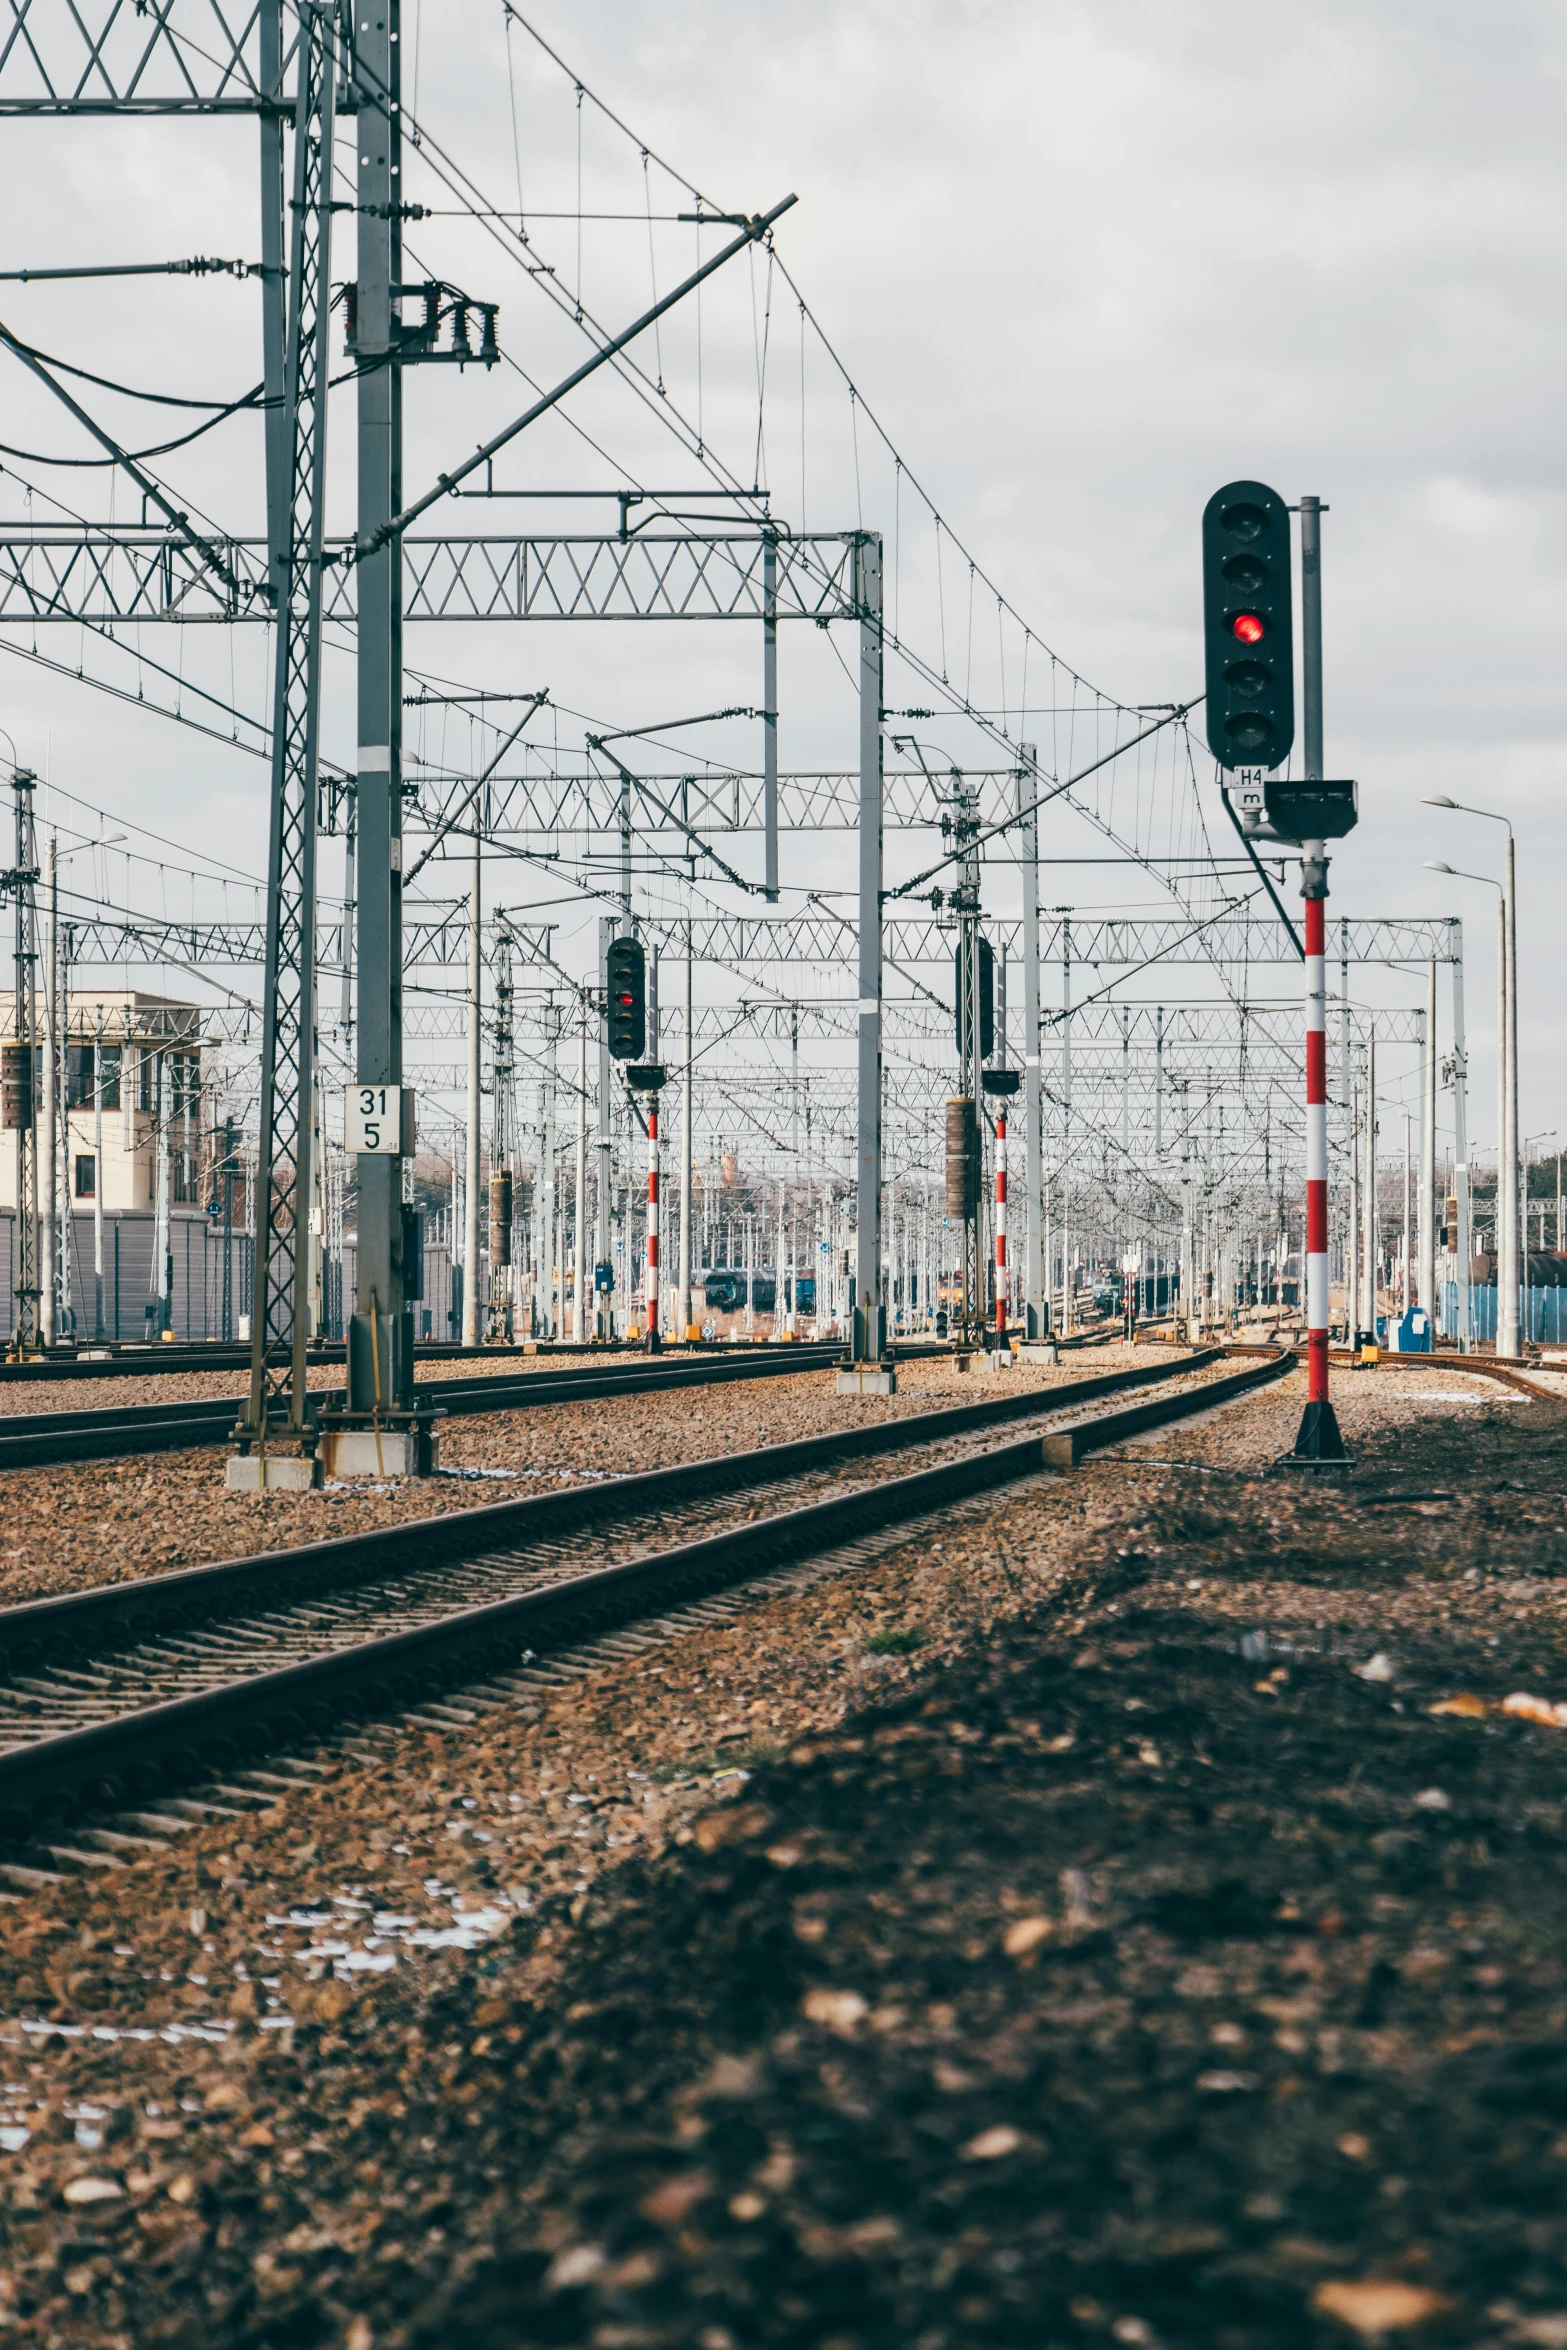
xmin=954 ymin=936 xmax=995 ymax=1063
xmin=1202 ymin=480 xmax=1295 ymax=771
xmin=606 ymin=935 xmax=646 ymax=1061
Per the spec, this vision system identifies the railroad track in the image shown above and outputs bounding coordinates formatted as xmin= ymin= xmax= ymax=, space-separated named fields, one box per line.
xmin=0 ymin=1332 xmax=947 ymax=1387
xmin=0 ymin=1345 xmax=1292 ymax=1872
xmin=0 ymin=1338 xmax=852 ymax=1471
xmin=1225 ymin=1338 xmax=1562 ymax=1402
xmin=0 ymin=1337 xmax=510 ymax=1384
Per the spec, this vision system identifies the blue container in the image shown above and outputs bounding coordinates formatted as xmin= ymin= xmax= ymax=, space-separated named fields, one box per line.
xmin=1392 ymin=1308 xmax=1432 ymax=1354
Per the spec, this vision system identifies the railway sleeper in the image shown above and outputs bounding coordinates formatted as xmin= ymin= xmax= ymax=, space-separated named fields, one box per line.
xmin=0 ymin=1353 xmax=1286 ymax=1854
xmin=0 ymin=1349 xmax=1224 ymax=1677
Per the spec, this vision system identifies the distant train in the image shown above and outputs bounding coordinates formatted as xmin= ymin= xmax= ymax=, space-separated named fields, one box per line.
xmin=702 ymin=1270 xmax=815 ymax=1315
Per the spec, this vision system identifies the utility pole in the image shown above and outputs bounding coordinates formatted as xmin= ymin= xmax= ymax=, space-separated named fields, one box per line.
xmin=1155 ymin=1007 xmax=1164 ymax=1160
xmin=1399 ymin=1106 xmax=1411 ymax=1312
xmin=1061 ymin=914 xmax=1073 ymax=1335
xmin=40 ymin=835 xmax=56 ymax=1345
xmin=92 ymin=1005 xmax=105 ymax=1339
xmin=462 ymin=834 xmax=482 ymax=1344
xmin=541 ymin=1006 xmax=558 ymax=1339
xmin=154 ymin=1049 xmax=171 ymax=1337
xmin=232 ymin=2 xmax=338 ymax=1486
xmin=596 ymin=916 xmax=614 ymax=1340
xmin=344 ymin=0 xmax=415 ymax=1451
xmin=1179 ymin=1120 xmax=1193 ymax=1342
xmin=1500 ymin=824 xmax=1520 ymax=1356
xmin=5 ymin=772 xmax=39 ymax=1354
xmin=487 ymin=927 xmax=515 ymax=1340
xmin=1451 ymin=922 xmax=1471 ymax=1350
xmin=574 ymin=1008 xmax=589 ymax=1342
xmin=763 ymin=531 xmax=779 ymax=901
xmin=1339 ymin=916 xmax=1351 ymax=1338
xmin=219 ymin=1111 xmax=236 ymax=1344
xmin=1348 ymin=1075 xmax=1361 ymax=1343
xmin=840 ymin=533 xmax=890 ymax=1392
xmin=949 ymin=772 xmax=984 ymax=1354
xmin=1019 ymin=748 xmax=1045 ymax=1340
xmin=1363 ymin=1027 xmax=1377 ymax=1345
xmin=679 ymin=920 xmax=694 ymax=1340
xmin=1420 ymin=958 xmax=1437 ymax=1322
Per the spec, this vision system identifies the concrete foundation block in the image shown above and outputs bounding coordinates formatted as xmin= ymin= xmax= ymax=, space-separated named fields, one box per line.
xmin=225 ymin=1452 xmax=321 ymax=1493
xmin=836 ymin=1365 xmax=898 ymax=1397
xmin=319 ymin=1426 xmax=433 ymax=1480
xmin=980 ymin=1350 xmax=1014 ymax=1373
xmin=1017 ymin=1343 xmax=1061 ymax=1365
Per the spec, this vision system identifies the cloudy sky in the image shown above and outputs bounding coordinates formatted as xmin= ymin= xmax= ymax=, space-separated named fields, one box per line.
xmin=0 ymin=0 xmax=1561 ymax=1167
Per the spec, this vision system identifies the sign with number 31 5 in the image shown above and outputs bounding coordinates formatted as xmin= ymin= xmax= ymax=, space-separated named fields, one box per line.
xmin=343 ymin=1084 xmax=412 ymax=1155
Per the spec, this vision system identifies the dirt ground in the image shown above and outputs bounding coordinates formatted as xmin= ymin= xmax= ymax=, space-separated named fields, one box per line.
xmin=1 ymin=1364 xmax=1565 ymax=2345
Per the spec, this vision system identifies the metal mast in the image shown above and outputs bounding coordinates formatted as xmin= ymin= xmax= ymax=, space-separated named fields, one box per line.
xmin=347 ymin=0 xmax=413 ymax=1427
xmin=235 ymin=2 xmax=338 ymax=1476
xmin=6 ymin=773 xmax=39 ymax=1355
xmin=843 ymin=533 xmax=891 ymax=1390
xmin=951 ymin=772 xmax=984 ymax=1350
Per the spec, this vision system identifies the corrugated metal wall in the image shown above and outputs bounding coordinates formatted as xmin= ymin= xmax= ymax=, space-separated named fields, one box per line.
xmin=1445 ymin=1284 xmax=1567 ymax=1347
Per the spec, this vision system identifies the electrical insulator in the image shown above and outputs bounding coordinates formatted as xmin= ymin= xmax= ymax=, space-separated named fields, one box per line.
xmin=945 ymin=1096 xmax=979 ymax=1220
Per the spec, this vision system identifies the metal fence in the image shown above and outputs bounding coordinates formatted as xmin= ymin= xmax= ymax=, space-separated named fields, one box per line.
xmin=1445 ymin=1283 xmax=1567 ymax=1347
xmin=0 ymin=1211 xmax=251 ymax=1342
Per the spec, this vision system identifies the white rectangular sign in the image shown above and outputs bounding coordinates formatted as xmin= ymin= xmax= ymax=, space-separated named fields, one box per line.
xmin=344 ymin=1083 xmax=408 ymax=1155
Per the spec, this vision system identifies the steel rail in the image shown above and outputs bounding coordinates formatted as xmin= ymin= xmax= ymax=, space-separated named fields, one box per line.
xmin=0 ymin=1351 xmax=1221 ymax=1666
xmin=0 ymin=1340 xmax=852 ymax=1469
xmin=0 ymin=1336 xmax=864 ymax=1383
xmin=0 ymin=1350 xmax=1295 ymax=1835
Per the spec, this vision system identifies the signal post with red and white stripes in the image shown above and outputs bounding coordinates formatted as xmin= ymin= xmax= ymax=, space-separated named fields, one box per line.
xmin=1294 ymin=845 xmax=1345 ymax=1457
xmin=644 ymin=1096 xmax=661 ymax=1351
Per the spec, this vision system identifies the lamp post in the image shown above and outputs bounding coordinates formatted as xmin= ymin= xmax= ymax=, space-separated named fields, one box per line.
xmin=1424 ymin=798 xmax=1519 ymax=1354
xmin=1425 ymin=858 xmax=1510 ymax=1352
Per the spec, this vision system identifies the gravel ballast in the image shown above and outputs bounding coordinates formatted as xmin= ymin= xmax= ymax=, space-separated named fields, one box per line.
xmin=0 ymin=1346 xmax=1182 ymax=1607
xmin=0 ymin=1368 xmax=1562 ymax=2342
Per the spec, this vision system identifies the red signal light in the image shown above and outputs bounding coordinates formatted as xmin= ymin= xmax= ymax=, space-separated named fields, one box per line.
xmin=1232 ymin=612 xmax=1265 ymax=644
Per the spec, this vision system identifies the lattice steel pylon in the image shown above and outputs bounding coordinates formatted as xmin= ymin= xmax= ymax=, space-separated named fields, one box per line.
xmin=6 ymin=772 xmax=40 ymax=1355
xmin=237 ymin=2 xmax=338 ymax=1466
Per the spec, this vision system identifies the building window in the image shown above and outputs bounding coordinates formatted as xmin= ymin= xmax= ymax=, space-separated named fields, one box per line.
xmin=74 ymin=1154 xmax=95 ymax=1198
xmin=66 ymin=1044 xmax=122 ymax=1110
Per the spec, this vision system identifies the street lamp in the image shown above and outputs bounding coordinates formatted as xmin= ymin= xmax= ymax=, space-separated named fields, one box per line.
xmin=1423 ymin=799 xmax=1519 ymax=1354
xmin=1428 ymin=855 xmax=1512 ymax=1363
